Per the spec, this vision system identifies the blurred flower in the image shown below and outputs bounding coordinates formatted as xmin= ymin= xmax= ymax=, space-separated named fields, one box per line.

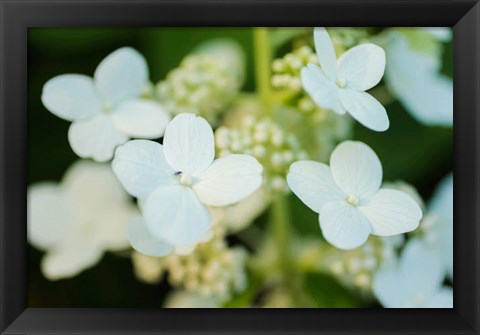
xmin=419 ymin=173 xmax=453 ymax=280
xmin=373 ymin=238 xmax=453 ymax=308
xmin=42 ymin=47 xmax=170 ymax=162
xmin=164 ymin=290 xmax=219 ymax=308
xmin=113 ymin=113 xmax=263 ymax=249
xmin=28 ymin=161 xmax=137 ymax=280
xmin=156 ymin=40 xmax=244 ymax=125
xmin=164 ymin=232 xmax=248 ymax=302
xmin=384 ymin=29 xmax=453 ymax=126
xmin=215 ymin=115 xmax=308 ymax=193
xmin=131 ymin=251 xmax=165 ymax=284
xmin=287 ymin=141 xmax=422 ymax=249
xmin=301 ymin=28 xmax=388 ymax=131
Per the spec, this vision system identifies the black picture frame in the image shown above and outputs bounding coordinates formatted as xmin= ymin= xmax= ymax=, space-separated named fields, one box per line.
xmin=1 ymin=0 xmax=479 ymax=334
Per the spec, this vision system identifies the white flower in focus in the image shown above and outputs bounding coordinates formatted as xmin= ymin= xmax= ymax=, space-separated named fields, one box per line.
xmin=28 ymin=161 xmax=137 ymax=280
xmin=112 ymin=113 xmax=263 ymax=251
xmin=384 ymin=30 xmax=453 ymax=126
xmin=42 ymin=47 xmax=170 ymax=162
xmin=287 ymin=141 xmax=422 ymax=250
xmin=301 ymin=27 xmax=389 ymax=131
xmin=373 ymin=238 xmax=453 ymax=308
xmin=423 ymin=173 xmax=453 ymax=280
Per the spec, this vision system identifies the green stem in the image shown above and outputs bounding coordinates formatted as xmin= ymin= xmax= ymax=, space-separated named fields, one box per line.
xmin=270 ymin=195 xmax=291 ymax=272
xmin=253 ymin=27 xmax=273 ymax=114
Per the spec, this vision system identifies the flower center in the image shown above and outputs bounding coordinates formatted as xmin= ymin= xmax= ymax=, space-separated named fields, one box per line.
xmin=176 ymin=171 xmax=192 ymax=186
xmin=346 ymin=195 xmax=359 ymax=206
xmin=336 ymin=78 xmax=347 ymax=88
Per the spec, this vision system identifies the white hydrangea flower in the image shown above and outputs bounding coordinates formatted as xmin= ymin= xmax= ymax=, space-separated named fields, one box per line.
xmin=301 ymin=27 xmax=389 ymax=132
xmin=287 ymin=141 xmax=422 ymax=250
xmin=112 ymin=113 xmax=263 ymax=251
xmin=42 ymin=47 xmax=170 ymax=162
xmin=423 ymin=173 xmax=453 ymax=280
xmin=28 ymin=161 xmax=137 ymax=280
xmin=373 ymin=238 xmax=453 ymax=308
xmin=384 ymin=30 xmax=453 ymax=126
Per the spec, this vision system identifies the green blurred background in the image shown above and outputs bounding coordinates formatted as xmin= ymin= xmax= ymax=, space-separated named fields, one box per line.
xmin=27 ymin=28 xmax=452 ymax=307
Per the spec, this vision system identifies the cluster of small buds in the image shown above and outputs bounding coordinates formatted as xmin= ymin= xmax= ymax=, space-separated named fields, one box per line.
xmin=323 ymin=235 xmax=403 ymax=294
xmin=164 ymin=234 xmax=248 ymax=302
xmin=131 ymin=251 xmax=165 ymax=284
xmin=328 ymin=28 xmax=372 ymax=51
xmin=215 ymin=115 xmax=308 ymax=193
xmin=156 ymin=53 xmax=241 ymax=125
xmin=271 ymin=45 xmax=318 ymax=93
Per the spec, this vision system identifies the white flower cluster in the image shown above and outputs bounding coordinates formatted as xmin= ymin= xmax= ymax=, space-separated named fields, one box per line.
xmin=272 ymin=46 xmax=317 ymax=95
xmin=165 ymin=234 xmax=248 ymax=301
xmin=156 ymin=41 xmax=244 ymax=125
xmin=215 ymin=115 xmax=308 ymax=193
xmin=29 ymin=27 xmax=452 ymax=309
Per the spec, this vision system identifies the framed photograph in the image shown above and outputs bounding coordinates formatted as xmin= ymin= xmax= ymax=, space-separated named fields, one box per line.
xmin=1 ymin=0 xmax=479 ymax=334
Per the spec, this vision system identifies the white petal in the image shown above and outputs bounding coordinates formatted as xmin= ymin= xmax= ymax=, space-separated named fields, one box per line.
xmin=429 ymin=173 xmax=453 ymax=221
xmin=360 ymin=189 xmax=422 ymax=236
xmin=330 ymin=141 xmax=382 ymax=199
xmin=373 ymin=239 xmax=445 ymax=308
xmin=28 ymin=183 xmax=71 ymax=250
xmin=337 ymin=43 xmax=386 ymax=91
xmin=112 ymin=140 xmax=176 ymax=198
xmin=112 ymin=99 xmax=170 ymax=139
xmin=94 ymin=47 xmax=148 ymax=107
xmin=143 ymin=185 xmax=211 ymax=245
xmin=41 ymin=243 xmax=102 ymax=280
xmin=127 ymin=216 xmax=173 ymax=257
xmin=68 ymin=114 xmax=128 ymax=162
xmin=301 ymin=64 xmax=345 ymax=115
xmin=372 ymin=265 xmax=410 ymax=308
xmin=401 ymin=239 xmax=444 ymax=296
xmin=425 ymin=288 xmax=453 ymax=308
xmin=319 ymin=201 xmax=372 ymax=250
xmin=286 ymin=160 xmax=344 ymax=213
xmin=313 ymin=27 xmax=337 ymax=81
xmin=163 ymin=113 xmax=215 ymax=175
xmin=62 ymin=161 xmax=129 ymax=215
xmin=41 ymin=74 xmax=102 ymax=121
xmin=338 ymin=89 xmax=389 ymax=132
xmin=193 ymin=154 xmax=263 ymax=207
